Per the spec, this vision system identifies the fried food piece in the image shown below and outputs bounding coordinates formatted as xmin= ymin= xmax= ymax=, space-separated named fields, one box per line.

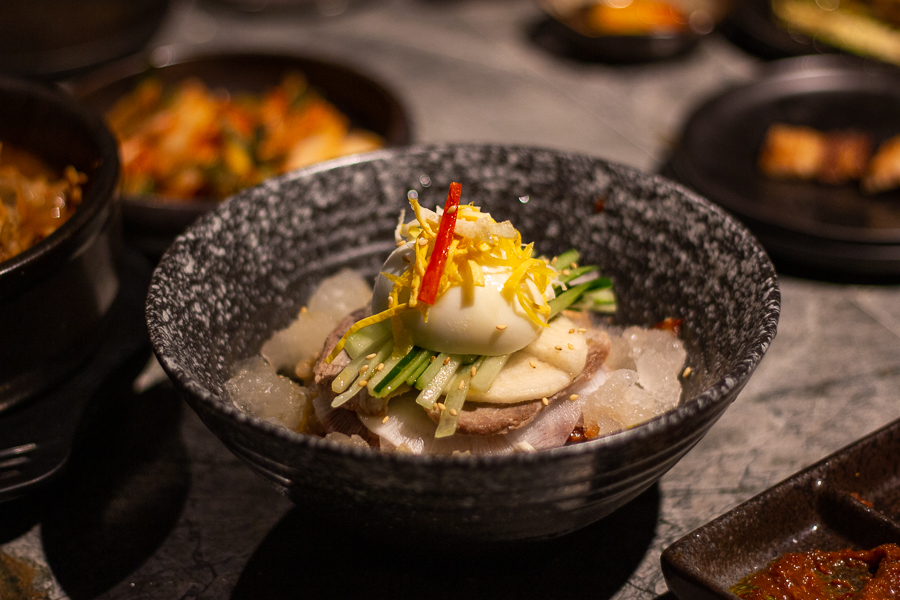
xmin=758 ymin=123 xmax=871 ymax=184
xmin=862 ymin=134 xmax=900 ymax=194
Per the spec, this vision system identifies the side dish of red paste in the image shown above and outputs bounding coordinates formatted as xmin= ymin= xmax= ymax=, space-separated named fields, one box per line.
xmin=731 ymin=543 xmax=900 ymax=600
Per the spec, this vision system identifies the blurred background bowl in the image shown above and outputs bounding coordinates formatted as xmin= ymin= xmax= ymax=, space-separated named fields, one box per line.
xmin=0 ymin=0 xmax=173 ymax=80
xmin=532 ymin=0 xmax=725 ymax=63
xmin=146 ymin=143 xmax=780 ymax=543
xmin=0 ymin=75 xmax=123 ymax=500
xmin=72 ymin=49 xmax=413 ymax=259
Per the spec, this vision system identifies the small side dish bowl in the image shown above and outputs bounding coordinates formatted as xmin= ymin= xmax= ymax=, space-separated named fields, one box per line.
xmin=147 ymin=144 xmax=780 ymax=543
xmin=533 ymin=0 xmax=722 ymax=63
xmin=0 ymin=74 xmax=121 ymax=498
xmin=72 ymin=49 xmax=413 ymax=257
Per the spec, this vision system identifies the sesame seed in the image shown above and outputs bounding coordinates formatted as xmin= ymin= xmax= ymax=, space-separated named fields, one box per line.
xmin=359 ymin=365 xmax=369 ymax=373
xmin=569 ymin=328 xmax=575 ymax=334
xmin=550 ymin=256 xmax=558 ymax=265
xmin=577 ymin=327 xmax=587 ymax=333
xmin=436 ymin=402 xmax=446 ymax=411
xmin=358 ymin=380 xmax=368 ymax=387
xmin=529 ymin=360 xmax=537 ymax=369
xmin=387 ymin=296 xmax=395 ymax=307
xmin=447 ymin=205 xmax=458 ymax=214
xmin=458 ymin=380 xmax=466 ymax=390
xmin=572 ymin=262 xmax=579 ymax=269
xmin=496 ymin=324 xmax=508 ymax=330
xmin=396 ymin=240 xmax=406 ymax=247
xmin=366 ymin=353 xmax=377 ymax=360
xmin=562 ymin=269 xmax=571 ymax=276
xmin=554 ymin=345 xmax=563 ymax=351
xmin=449 ymin=408 xmax=458 ymax=416
xmin=568 ymin=343 xmax=575 ymax=350
xmin=569 ymin=394 xmax=579 ymax=401
xmin=300 ymin=306 xmax=308 ymax=313
xmin=376 ymin=363 xmax=385 ymax=371
xmin=683 ymin=367 xmax=692 ymax=378
xmin=541 ymin=398 xmax=549 ymax=406
xmin=443 ymin=357 xmax=451 ymax=365
xmin=417 ymin=237 xmax=428 ymax=246
xmin=430 ymin=355 xmax=436 ymax=362
xmin=382 ymin=416 xmax=389 ymax=424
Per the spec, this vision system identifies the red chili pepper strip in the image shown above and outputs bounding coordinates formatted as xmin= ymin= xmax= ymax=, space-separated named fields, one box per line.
xmin=418 ymin=182 xmax=461 ymax=305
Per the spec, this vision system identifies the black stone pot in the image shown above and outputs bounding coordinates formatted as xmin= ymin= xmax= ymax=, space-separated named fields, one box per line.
xmin=0 ymin=76 xmax=122 ymax=498
xmin=147 ymin=144 xmax=781 ymax=543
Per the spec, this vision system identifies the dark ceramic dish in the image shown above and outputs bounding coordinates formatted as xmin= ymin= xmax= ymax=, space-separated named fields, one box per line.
xmin=717 ymin=0 xmax=838 ymax=59
xmin=0 ymin=0 xmax=172 ymax=80
xmin=531 ymin=0 xmax=709 ymax=63
xmin=0 ymin=75 xmax=122 ymax=499
xmin=666 ymin=55 xmax=900 ymax=279
xmin=72 ymin=50 xmax=413 ymax=258
xmin=146 ymin=144 xmax=780 ymax=543
xmin=661 ymin=417 xmax=900 ymax=600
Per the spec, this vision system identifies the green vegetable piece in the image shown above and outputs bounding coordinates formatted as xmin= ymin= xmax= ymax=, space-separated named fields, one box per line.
xmin=414 ymin=352 xmax=450 ymax=391
xmin=553 ymin=249 xmax=580 ymax=272
xmin=366 ymin=354 xmax=404 ymax=395
xmin=556 ymin=264 xmax=597 ymax=286
xmin=331 ymin=340 xmax=394 ymax=408
xmin=373 ymin=346 xmax=425 ymax=397
xmin=435 ymin=371 xmax=471 ymax=438
xmin=377 ymin=348 xmax=432 ymax=397
xmin=332 ymin=336 xmax=393 ymax=393
xmin=415 ymin=355 xmax=462 ymax=409
xmin=548 ymin=276 xmax=614 ymax=319
xmin=469 ymin=354 xmax=508 ymax=392
xmin=406 ymin=352 xmax=435 ymax=386
xmin=343 ymin=320 xmax=392 ymax=360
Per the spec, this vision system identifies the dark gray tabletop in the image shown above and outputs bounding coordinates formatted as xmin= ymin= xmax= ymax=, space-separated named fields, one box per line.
xmin=3 ymin=0 xmax=900 ymax=598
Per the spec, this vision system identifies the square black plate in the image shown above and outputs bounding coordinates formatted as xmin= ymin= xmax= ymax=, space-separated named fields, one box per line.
xmin=661 ymin=417 xmax=900 ymax=599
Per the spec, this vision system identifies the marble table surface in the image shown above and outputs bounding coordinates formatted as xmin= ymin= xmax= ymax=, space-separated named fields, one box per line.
xmin=2 ymin=0 xmax=900 ymax=598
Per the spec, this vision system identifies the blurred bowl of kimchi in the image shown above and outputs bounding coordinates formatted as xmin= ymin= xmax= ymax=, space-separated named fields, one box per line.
xmin=71 ymin=49 xmax=413 ymax=258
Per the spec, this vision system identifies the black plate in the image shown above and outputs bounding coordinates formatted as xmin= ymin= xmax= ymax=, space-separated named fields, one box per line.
xmin=661 ymin=417 xmax=900 ymax=600
xmin=665 ymin=54 xmax=900 ymax=279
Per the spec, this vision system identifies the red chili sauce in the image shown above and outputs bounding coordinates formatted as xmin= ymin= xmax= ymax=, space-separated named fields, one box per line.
xmin=732 ymin=543 xmax=900 ymax=600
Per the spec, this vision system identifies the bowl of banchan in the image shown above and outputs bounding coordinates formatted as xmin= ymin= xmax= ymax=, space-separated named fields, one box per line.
xmin=146 ymin=143 xmax=780 ymax=543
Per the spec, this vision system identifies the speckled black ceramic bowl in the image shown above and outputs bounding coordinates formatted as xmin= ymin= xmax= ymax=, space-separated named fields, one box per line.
xmin=147 ymin=144 xmax=780 ymax=543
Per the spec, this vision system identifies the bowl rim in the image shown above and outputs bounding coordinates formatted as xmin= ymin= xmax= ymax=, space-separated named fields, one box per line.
xmin=0 ymin=75 xmax=120 ymax=285
xmin=148 ymin=142 xmax=781 ymax=465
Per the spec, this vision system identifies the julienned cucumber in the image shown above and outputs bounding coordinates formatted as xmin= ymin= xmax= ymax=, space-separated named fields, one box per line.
xmin=373 ymin=347 xmax=434 ymax=397
xmin=415 ymin=355 xmax=462 ymax=409
xmin=331 ymin=340 xmax=394 ymax=408
xmin=469 ymin=354 xmax=509 ymax=392
xmin=343 ymin=320 xmax=392 ymax=360
xmin=435 ymin=370 xmax=472 ymax=438
xmin=548 ymin=276 xmax=613 ymax=319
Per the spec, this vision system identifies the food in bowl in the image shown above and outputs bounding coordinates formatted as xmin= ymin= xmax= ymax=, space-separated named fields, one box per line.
xmin=225 ymin=183 xmax=686 ymax=454
xmin=583 ymin=0 xmax=691 ymax=35
xmin=731 ymin=543 xmax=900 ymax=599
xmin=0 ymin=143 xmax=86 ymax=262
xmin=757 ymin=123 xmax=900 ymax=193
xmin=106 ymin=72 xmax=384 ymax=200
